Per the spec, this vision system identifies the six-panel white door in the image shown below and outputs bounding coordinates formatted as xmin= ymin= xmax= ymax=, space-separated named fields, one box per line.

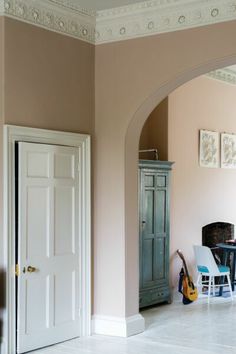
xmin=17 ymin=142 xmax=81 ymax=353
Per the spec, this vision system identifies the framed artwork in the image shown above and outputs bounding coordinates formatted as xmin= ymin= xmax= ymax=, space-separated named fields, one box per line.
xmin=199 ymin=130 xmax=219 ymax=168
xmin=221 ymin=133 xmax=236 ymax=168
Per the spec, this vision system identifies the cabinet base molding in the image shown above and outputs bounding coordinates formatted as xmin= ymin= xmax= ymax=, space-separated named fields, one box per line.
xmin=140 ymin=286 xmax=171 ymax=309
xmin=92 ymin=314 xmax=145 ymax=337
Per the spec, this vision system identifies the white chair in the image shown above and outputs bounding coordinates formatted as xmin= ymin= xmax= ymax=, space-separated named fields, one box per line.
xmin=193 ymin=245 xmax=233 ymax=303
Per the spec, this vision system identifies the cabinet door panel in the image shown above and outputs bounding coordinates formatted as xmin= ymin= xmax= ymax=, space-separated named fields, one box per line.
xmin=156 ymin=175 xmax=166 ymax=187
xmin=144 ymin=189 xmax=155 ymax=235
xmin=143 ymin=239 xmax=154 ymax=284
xmin=155 ymin=237 xmax=166 ymax=281
xmin=145 ymin=174 xmax=155 ymax=187
xmin=156 ymin=190 xmax=166 ymax=234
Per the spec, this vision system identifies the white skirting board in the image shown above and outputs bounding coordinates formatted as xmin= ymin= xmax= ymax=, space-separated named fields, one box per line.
xmin=92 ymin=314 xmax=145 ymax=337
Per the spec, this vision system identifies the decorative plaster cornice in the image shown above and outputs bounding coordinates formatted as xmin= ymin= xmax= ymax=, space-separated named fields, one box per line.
xmin=47 ymin=0 xmax=96 ymax=17
xmin=207 ymin=69 xmax=236 ymax=86
xmin=1 ymin=0 xmax=96 ymax=43
xmin=0 ymin=0 xmax=4 ymax=15
xmin=0 ymin=0 xmax=236 ymax=44
xmin=96 ymin=0 xmax=236 ymax=44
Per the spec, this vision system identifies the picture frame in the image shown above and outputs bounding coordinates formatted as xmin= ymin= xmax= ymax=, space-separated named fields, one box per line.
xmin=199 ymin=130 xmax=219 ymax=168
xmin=221 ymin=133 xmax=236 ymax=169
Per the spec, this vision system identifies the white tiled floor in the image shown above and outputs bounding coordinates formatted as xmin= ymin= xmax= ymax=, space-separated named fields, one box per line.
xmin=31 ymin=293 xmax=236 ymax=354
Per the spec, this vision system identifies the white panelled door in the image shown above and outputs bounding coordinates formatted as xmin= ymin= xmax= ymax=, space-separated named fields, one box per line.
xmin=17 ymin=142 xmax=81 ymax=353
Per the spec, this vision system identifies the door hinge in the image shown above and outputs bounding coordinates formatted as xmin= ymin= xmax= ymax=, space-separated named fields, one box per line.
xmin=15 ymin=264 xmax=20 ymax=277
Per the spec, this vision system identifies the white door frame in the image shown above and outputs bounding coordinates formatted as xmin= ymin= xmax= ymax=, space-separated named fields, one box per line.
xmin=3 ymin=125 xmax=91 ymax=354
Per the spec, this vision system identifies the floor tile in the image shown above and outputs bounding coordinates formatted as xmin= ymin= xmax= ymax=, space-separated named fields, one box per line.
xmin=30 ymin=292 xmax=236 ymax=354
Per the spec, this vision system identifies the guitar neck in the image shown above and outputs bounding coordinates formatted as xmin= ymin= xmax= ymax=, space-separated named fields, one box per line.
xmin=182 ymin=258 xmax=190 ymax=279
xmin=177 ymin=250 xmax=190 ymax=280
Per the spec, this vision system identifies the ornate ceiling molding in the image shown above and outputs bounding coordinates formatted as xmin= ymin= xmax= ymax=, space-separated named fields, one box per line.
xmin=1 ymin=0 xmax=96 ymax=43
xmin=96 ymin=0 xmax=236 ymax=44
xmin=0 ymin=0 xmax=4 ymax=15
xmin=207 ymin=68 xmax=236 ymax=86
xmin=0 ymin=0 xmax=236 ymax=44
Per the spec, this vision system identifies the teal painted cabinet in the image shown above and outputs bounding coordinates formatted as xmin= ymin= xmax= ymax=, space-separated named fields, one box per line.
xmin=139 ymin=160 xmax=173 ymax=308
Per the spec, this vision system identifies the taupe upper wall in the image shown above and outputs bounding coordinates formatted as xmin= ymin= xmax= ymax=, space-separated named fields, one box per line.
xmin=96 ymin=20 xmax=236 ymax=137
xmin=4 ymin=17 xmax=94 ymax=134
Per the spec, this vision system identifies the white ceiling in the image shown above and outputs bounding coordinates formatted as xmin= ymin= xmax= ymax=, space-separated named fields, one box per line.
xmin=81 ymin=0 xmax=146 ymax=11
xmin=227 ymin=65 xmax=236 ymax=72
xmin=60 ymin=0 xmax=147 ymax=11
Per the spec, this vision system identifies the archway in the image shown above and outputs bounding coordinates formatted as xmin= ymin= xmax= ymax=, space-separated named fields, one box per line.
xmin=93 ymin=20 xmax=236 ymax=336
xmin=124 ymin=55 xmax=236 ymax=317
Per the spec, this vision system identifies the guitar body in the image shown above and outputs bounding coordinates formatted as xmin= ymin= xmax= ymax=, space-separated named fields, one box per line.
xmin=177 ymin=249 xmax=198 ymax=303
xmin=182 ymin=274 xmax=198 ymax=302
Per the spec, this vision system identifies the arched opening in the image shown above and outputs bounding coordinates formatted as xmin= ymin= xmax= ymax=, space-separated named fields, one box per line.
xmin=124 ymin=56 xmax=236 ymax=318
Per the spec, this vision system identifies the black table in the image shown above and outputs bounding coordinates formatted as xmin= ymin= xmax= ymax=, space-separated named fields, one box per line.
xmin=216 ymin=243 xmax=236 ymax=294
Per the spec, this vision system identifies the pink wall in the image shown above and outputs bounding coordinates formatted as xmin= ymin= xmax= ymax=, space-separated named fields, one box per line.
xmin=169 ymin=76 xmax=236 ymax=286
xmin=139 ymin=98 xmax=168 ymax=161
xmin=122 ymin=21 xmax=236 ymax=318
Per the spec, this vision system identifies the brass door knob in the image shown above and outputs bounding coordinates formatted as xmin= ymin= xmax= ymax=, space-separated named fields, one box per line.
xmin=27 ymin=266 xmax=37 ymax=273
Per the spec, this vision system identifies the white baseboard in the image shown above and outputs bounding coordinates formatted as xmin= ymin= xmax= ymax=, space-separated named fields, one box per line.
xmin=92 ymin=313 xmax=145 ymax=337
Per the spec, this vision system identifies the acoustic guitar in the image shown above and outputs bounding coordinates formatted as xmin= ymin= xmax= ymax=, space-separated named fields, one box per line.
xmin=177 ymin=249 xmax=198 ymax=302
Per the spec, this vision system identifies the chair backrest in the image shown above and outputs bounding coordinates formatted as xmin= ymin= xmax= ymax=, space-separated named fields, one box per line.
xmin=193 ymin=245 xmax=219 ymax=274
